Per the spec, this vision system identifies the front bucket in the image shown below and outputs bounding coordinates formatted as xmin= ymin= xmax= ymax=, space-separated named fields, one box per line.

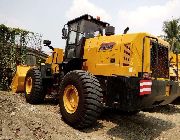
xmin=11 ymin=65 xmax=31 ymax=93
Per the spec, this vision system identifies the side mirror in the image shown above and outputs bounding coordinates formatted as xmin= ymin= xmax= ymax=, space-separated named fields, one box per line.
xmin=62 ymin=27 xmax=68 ymax=39
xmin=105 ymin=26 xmax=115 ymax=36
xmin=43 ymin=40 xmax=51 ymax=46
xmin=43 ymin=40 xmax=54 ymax=51
xmin=123 ymin=27 xmax=129 ymax=34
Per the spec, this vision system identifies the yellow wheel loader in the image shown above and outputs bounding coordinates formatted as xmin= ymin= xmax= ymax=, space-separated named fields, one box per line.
xmin=11 ymin=14 xmax=180 ymax=129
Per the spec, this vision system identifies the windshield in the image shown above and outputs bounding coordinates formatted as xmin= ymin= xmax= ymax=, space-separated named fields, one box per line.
xmin=68 ymin=20 xmax=105 ymax=39
xmin=80 ymin=20 xmax=105 ymax=38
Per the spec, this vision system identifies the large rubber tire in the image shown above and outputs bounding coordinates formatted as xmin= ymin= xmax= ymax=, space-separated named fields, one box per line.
xmin=24 ymin=67 xmax=45 ymax=104
xmin=59 ymin=70 xmax=103 ymax=129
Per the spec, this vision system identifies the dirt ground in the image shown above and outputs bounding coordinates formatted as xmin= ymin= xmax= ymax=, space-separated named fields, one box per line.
xmin=0 ymin=91 xmax=180 ymax=140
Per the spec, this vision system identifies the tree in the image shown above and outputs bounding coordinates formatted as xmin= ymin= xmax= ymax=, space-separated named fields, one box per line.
xmin=163 ymin=18 xmax=180 ymax=52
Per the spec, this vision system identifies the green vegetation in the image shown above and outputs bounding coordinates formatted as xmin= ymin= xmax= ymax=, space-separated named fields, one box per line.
xmin=163 ymin=18 xmax=180 ymax=52
xmin=0 ymin=24 xmax=42 ymax=90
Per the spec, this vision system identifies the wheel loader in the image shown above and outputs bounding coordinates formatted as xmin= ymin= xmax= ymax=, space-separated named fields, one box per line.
xmin=11 ymin=14 xmax=180 ymax=129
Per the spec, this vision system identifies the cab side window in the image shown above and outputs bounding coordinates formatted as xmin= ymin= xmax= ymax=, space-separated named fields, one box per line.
xmin=68 ymin=31 xmax=77 ymax=44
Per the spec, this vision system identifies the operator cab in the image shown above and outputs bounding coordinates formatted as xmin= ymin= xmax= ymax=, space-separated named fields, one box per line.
xmin=62 ymin=14 xmax=113 ymax=60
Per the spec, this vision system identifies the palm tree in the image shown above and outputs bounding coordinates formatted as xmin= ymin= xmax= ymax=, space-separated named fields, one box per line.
xmin=163 ymin=18 xmax=180 ymax=52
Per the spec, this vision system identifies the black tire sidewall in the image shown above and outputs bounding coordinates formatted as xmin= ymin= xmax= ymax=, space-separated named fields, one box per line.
xmin=24 ymin=68 xmax=44 ymax=104
xmin=59 ymin=72 xmax=86 ymax=126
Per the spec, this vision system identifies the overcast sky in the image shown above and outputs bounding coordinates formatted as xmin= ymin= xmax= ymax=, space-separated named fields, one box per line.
xmin=0 ymin=0 xmax=180 ymax=53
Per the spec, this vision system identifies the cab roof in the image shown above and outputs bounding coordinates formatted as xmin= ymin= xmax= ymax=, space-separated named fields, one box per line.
xmin=67 ymin=14 xmax=110 ymax=27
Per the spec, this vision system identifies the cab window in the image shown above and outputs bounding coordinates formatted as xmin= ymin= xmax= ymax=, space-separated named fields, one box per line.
xmin=68 ymin=31 xmax=77 ymax=44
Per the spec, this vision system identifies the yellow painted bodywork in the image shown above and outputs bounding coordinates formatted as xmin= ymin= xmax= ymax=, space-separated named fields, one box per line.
xmin=63 ymin=85 xmax=79 ymax=114
xmin=83 ymin=32 xmax=169 ymax=77
xmin=169 ymin=52 xmax=180 ymax=79
xmin=11 ymin=65 xmax=31 ymax=93
xmin=45 ymin=48 xmax=63 ymax=74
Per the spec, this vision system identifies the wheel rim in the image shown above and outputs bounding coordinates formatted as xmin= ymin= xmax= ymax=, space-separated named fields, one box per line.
xmin=26 ymin=77 xmax=32 ymax=94
xmin=63 ymin=85 xmax=79 ymax=114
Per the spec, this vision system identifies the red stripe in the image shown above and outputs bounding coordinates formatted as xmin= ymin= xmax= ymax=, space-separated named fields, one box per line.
xmin=143 ymin=91 xmax=151 ymax=94
xmin=140 ymin=85 xmax=151 ymax=89
xmin=140 ymin=91 xmax=151 ymax=96
xmin=140 ymin=80 xmax=152 ymax=83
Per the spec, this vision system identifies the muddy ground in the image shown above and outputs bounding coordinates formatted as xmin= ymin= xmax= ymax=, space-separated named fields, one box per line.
xmin=0 ymin=91 xmax=180 ymax=140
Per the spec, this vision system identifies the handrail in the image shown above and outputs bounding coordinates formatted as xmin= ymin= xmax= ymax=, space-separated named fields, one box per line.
xmin=142 ymin=36 xmax=158 ymax=79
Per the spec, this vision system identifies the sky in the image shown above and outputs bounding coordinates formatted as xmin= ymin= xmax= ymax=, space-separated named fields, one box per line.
xmin=0 ymin=0 xmax=180 ymax=53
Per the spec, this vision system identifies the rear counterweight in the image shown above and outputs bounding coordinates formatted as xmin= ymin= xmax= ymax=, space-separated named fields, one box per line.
xmin=105 ymin=76 xmax=180 ymax=111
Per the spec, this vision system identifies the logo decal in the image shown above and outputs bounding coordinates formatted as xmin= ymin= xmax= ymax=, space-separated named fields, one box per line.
xmin=99 ymin=42 xmax=115 ymax=51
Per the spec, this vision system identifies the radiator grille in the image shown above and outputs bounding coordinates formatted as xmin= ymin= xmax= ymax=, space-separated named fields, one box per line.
xmin=123 ymin=43 xmax=131 ymax=66
xmin=150 ymin=41 xmax=169 ymax=78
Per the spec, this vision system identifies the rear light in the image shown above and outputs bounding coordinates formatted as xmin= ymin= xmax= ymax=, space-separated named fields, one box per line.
xmin=140 ymin=80 xmax=152 ymax=96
